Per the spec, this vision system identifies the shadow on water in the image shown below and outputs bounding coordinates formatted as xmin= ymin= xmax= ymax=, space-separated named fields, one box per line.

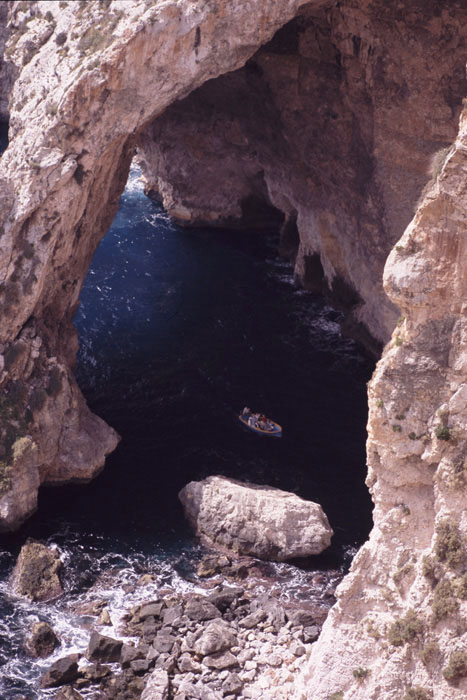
xmin=7 ymin=166 xmax=375 ymax=564
xmin=0 ymin=163 xmax=376 ymax=697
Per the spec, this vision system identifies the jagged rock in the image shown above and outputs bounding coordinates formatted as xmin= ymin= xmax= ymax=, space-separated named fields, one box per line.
xmin=121 ymin=643 xmax=143 ymax=669
xmin=40 ymin=654 xmax=80 ymax=689
xmin=302 ymin=625 xmax=320 ymax=643
xmin=86 ymin=631 xmax=123 ymax=663
xmin=196 ymin=554 xmax=232 ymax=578
xmin=139 ymin=601 xmax=165 ymax=621
xmin=285 ymin=608 xmax=316 ymax=628
xmin=141 ymin=668 xmax=169 ymax=700
xmin=222 ymin=672 xmax=243 ymax=696
xmin=193 ymin=620 xmax=237 ymax=657
xmin=97 ymin=608 xmax=112 ymax=626
xmin=203 ymin=650 xmax=238 ymax=670
xmin=53 ymin=688 xmax=84 ymax=700
xmin=207 ymin=586 xmax=245 ymax=613
xmin=153 ymin=630 xmax=176 ymax=654
xmin=12 ymin=539 xmax=63 ymax=602
xmin=179 ymin=476 xmax=333 ymax=561
xmin=24 ymin=620 xmax=60 ymax=658
xmin=130 ymin=659 xmax=152 ymax=675
xmin=162 ymin=604 xmax=183 ymax=626
xmin=81 ymin=662 xmax=111 ymax=681
xmin=238 ymin=609 xmax=266 ymax=629
xmin=185 ymin=597 xmax=221 ymax=622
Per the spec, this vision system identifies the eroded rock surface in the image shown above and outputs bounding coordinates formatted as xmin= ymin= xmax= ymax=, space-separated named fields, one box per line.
xmin=1 ymin=2 xmax=467 ymax=699
xmin=12 ymin=538 xmax=63 ymax=602
xmin=179 ymin=476 xmax=333 ymax=560
xmin=0 ymin=0 xmax=309 ymax=530
xmin=25 ymin=620 xmax=60 ymax=658
xmin=138 ymin=0 xmax=467 ymax=351
xmin=298 ymin=108 xmax=467 ymax=700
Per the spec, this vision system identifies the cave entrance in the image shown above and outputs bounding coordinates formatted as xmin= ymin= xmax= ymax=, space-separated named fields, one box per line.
xmin=62 ymin=159 xmax=375 ymax=559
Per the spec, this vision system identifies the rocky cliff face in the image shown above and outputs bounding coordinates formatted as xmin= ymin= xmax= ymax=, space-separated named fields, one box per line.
xmin=0 ymin=0 xmax=309 ymax=531
xmin=0 ymin=1 xmax=466 ymax=699
xmin=0 ymin=2 xmax=15 ymax=122
xmin=300 ymin=104 xmax=467 ymax=700
xmin=136 ymin=0 xmax=467 ymax=350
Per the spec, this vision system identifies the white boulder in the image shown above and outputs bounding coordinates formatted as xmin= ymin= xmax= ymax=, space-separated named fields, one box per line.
xmin=178 ymin=476 xmax=333 ymax=561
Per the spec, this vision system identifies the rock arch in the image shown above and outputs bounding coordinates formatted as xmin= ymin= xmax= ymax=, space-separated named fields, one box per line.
xmin=0 ymin=2 xmax=466 ymax=699
xmin=0 ymin=0 xmax=310 ymax=530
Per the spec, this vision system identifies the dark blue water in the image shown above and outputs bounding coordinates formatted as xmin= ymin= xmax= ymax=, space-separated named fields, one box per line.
xmin=0 ymin=165 xmax=374 ymax=697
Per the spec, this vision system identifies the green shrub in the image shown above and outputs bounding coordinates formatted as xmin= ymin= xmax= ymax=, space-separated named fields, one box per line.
xmin=45 ymin=101 xmax=58 ymax=116
xmin=442 ymin=650 xmax=467 ymax=683
xmin=450 ymin=460 xmax=466 ymax=491
xmin=421 ymin=555 xmax=440 ymax=582
xmin=435 ymin=424 xmax=450 ymax=441
xmin=392 ymin=424 xmax=402 ymax=433
xmin=455 ymin=573 xmax=467 ymax=599
xmin=420 ymin=641 xmax=439 ymax=666
xmin=352 ymin=667 xmax=369 ymax=682
xmin=403 ymin=687 xmax=431 ymax=700
xmin=329 ymin=693 xmax=344 ymax=700
xmin=435 ymin=520 xmax=463 ymax=568
xmin=388 ymin=610 xmax=423 ymax=646
xmin=431 ymin=579 xmax=459 ymax=622
xmin=376 ymin=399 xmax=383 ymax=408
xmin=55 ymin=32 xmax=67 ymax=46
xmin=393 ymin=563 xmax=413 ymax=586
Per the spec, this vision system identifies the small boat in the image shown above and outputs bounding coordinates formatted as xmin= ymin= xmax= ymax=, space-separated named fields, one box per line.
xmin=238 ymin=409 xmax=282 ymax=437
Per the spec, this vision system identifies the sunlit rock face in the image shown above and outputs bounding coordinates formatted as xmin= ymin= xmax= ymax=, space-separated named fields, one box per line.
xmin=299 ymin=106 xmax=467 ymax=700
xmin=0 ymin=0 xmax=310 ymax=530
xmin=137 ymin=0 xmax=467 ymax=351
xmin=0 ymin=1 xmax=466 ymax=698
xmin=0 ymin=2 xmax=15 ymax=121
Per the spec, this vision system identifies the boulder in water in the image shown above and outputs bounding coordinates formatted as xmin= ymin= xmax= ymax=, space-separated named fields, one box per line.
xmin=86 ymin=630 xmax=123 ymax=663
xmin=12 ymin=539 xmax=63 ymax=602
xmin=40 ymin=653 xmax=80 ymax=688
xmin=25 ymin=620 xmax=60 ymax=658
xmin=178 ymin=476 xmax=333 ymax=561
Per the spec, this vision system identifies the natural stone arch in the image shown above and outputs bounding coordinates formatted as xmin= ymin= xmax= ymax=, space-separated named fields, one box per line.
xmin=0 ymin=2 xmax=466 ymax=700
xmin=0 ymin=0 xmax=310 ymax=530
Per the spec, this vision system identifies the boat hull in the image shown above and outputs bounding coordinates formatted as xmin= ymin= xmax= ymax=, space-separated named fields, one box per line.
xmin=238 ymin=415 xmax=282 ymax=437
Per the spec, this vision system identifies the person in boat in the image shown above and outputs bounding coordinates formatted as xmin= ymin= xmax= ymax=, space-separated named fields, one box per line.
xmin=242 ymin=406 xmax=251 ymax=417
xmin=248 ymin=414 xmax=258 ymax=428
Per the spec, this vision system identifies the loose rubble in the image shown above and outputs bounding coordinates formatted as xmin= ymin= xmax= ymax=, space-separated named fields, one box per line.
xmin=38 ymin=554 xmax=336 ymax=700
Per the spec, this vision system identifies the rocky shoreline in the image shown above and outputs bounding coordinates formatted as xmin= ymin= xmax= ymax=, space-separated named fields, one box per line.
xmin=17 ymin=549 xmax=339 ymax=700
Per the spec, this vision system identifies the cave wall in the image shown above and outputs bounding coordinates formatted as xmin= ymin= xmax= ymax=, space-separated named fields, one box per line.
xmin=137 ymin=0 xmax=467 ymax=350
xmin=0 ymin=1 xmax=466 ymax=699
xmin=0 ymin=0 xmax=310 ymax=530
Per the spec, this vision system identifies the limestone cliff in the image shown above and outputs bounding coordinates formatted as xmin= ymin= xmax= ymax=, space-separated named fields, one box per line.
xmin=299 ymin=103 xmax=467 ymax=700
xmin=0 ymin=0 xmax=310 ymax=530
xmin=0 ymin=2 xmax=466 ymax=700
xmin=136 ymin=1 xmax=466 ymax=351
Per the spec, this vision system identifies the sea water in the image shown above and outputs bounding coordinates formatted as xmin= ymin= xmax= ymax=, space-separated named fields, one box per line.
xmin=0 ymin=164 xmax=374 ymax=697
